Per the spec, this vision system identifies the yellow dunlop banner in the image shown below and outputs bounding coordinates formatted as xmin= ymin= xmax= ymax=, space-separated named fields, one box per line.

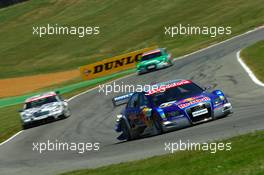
xmin=79 ymin=46 xmax=157 ymax=80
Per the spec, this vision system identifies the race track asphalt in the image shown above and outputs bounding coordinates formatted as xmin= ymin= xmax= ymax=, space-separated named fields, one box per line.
xmin=0 ymin=28 xmax=264 ymax=175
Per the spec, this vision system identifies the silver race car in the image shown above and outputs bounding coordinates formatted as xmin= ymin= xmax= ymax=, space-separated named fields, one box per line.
xmin=19 ymin=91 xmax=71 ymax=129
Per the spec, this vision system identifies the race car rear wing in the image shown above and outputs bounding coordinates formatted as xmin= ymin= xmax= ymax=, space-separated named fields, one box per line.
xmin=112 ymin=93 xmax=133 ymax=107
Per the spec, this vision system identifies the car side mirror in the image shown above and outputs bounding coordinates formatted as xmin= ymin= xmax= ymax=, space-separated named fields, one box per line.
xmin=140 ymin=105 xmax=147 ymax=110
xmin=203 ymin=85 xmax=212 ymax=91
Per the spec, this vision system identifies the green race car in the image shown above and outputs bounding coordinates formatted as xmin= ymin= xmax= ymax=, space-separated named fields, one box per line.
xmin=136 ymin=48 xmax=173 ymax=74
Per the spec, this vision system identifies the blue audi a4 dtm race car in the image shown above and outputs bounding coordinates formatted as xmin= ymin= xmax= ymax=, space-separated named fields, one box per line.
xmin=112 ymin=79 xmax=232 ymax=141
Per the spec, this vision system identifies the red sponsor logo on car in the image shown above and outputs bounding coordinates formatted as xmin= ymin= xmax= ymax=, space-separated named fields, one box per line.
xmin=178 ymin=97 xmax=210 ymax=109
xmin=146 ymin=80 xmax=192 ymax=95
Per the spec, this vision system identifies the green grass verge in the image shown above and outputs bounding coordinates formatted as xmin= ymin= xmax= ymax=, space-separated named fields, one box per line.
xmin=241 ymin=40 xmax=264 ymax=83
xmin=0 ymin=104 xmax=22 ymax=143
xmin=0 ymin=0 xmax=264 ymax=78
xmin=61 ymin=130 xmax=264 ymax=175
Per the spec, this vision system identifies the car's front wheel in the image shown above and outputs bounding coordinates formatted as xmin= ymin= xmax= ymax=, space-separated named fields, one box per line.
xmin=168 ymin=60 xmax=173 ymax=66
xmin=137 ymin=71 xmax=142 ymax=75
xmin=61 ymin=109 xmax=71 ymax=119
xmin=22 ymin=123 xmax=31 ymax=130
xmin=65 ymin=109 xmax=71 ymax=117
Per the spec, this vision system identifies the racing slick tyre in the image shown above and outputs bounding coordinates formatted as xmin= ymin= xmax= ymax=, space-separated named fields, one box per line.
xmin=60 ymin=109 xmax=71 ymax=119
xmin=22 ymin=123 xmax=31 ymax=130
xmin=153 ymin=115 xmax=163 ymax=135
xmin=65 ymin=109 xmax=71 ymax=118
xmin=168 ymin=60 xmax=173 ymax=66
xmin=221 ymin=110 xmax=233 ymax=118
xmin=120 ymin=119 xmax=132 ymax=141
xmin=137 ymin=72 xmax=142 ymax=75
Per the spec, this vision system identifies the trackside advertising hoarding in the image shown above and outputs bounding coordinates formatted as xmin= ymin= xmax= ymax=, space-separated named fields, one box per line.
xmin=79 ymin=46 xmax=157 ymax=80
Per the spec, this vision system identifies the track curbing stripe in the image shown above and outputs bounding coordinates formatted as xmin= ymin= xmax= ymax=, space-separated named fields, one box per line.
xmin=0 ymin=131 xmax=23 ymax=146
xmin=237 ymin=50 xmax=264 ymax=87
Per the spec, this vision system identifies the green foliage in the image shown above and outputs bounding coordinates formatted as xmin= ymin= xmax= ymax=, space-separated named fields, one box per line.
xmin=0 ymin=0 xmax=263 ymax=78
xmin=241 ymin=40 xmax=264 ymax=82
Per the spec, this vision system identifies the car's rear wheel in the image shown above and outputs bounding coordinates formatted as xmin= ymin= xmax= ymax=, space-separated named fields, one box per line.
xmin=120 ymin=120 xmax=131 ymax=141
xmin=153 ymin=114 xmax=163 ymax=135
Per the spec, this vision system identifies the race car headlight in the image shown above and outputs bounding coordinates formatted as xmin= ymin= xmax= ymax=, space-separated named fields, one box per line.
xmin=219 ymin=95 xmax=225 ymax=101
xmin=51 ymin=106 xmax=63 ymax=112
xmin=165 ymin=111 xmax=181 ymax=118
xmin=22 ymin=113 xmax=31 ymax=119
xmin=213 ymin=97 xmax=222 ymax=106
